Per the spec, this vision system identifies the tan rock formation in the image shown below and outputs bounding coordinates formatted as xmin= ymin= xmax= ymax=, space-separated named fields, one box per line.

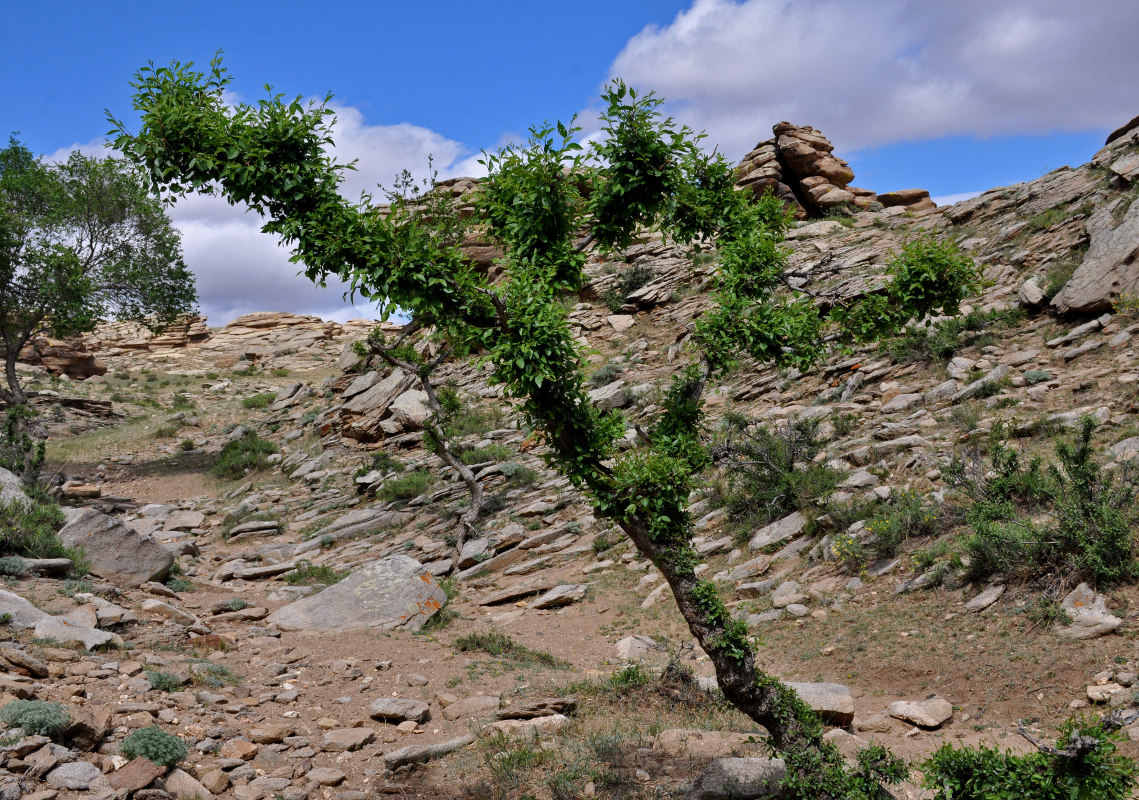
xmin=736 ymin=122 xmax=934 ymax=218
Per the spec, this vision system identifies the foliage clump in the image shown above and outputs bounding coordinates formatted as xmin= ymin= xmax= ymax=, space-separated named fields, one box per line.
xmin=923 ymin=719 xmax=1137 ymax=800
xmin=454 ymin=630 xmax=570 ymax=669
xmin=0 ymin=699 xmax=69 ymax=738
xmin=211 ymin=433 xmax=278 ymax=479
xmin=146 ymin=669 xmax=185 ymax=693
xmin=711 ymin=417 xmax=838 ymax=528
xmin=241 ymin=392 xmax=276 ymax=409
xmin=947 ymin=418 xmax=1138 ymax=585
xmin=376 ymin=468 xmax=435 ymax=502
xmin=120 ymin=725 xmax=188 ymax=767
xmin=283 ymin=560 xmax=348 ymax=587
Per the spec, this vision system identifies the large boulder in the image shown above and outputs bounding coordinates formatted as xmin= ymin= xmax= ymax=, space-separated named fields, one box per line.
xmin=57 ymin=508 xmax=174 ymax=586
xmin=1053 ymin=198 xmax=1139 ymax=312
xmin=267 ymin=555 xmax=446 ymax=633
xmin=687 ymin=757 xmax=786 ymax=800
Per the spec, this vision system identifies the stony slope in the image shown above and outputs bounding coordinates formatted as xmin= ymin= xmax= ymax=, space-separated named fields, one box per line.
xmin=1 ymin=120 xmax=1139 ymax=799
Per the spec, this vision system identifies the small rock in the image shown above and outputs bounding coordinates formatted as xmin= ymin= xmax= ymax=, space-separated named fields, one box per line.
xmin=887 ymin=697 xmax=953 ymax=728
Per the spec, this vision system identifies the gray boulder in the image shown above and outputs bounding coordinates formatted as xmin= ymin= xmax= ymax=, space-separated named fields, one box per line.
xmin=57 ymin=508 xmax=174 ymax=586
xmin=0 ymin=468 xmax=29 ymax=509
xmin=267 ymin=555 xmax=446 ymax=633
xmin=1053 ymin=197 xmax=1139 ymax=312
xmin=688 ymin=757 xmax=786 ymax=800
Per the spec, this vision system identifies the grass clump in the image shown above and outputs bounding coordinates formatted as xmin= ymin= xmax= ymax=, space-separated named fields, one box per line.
xmin=454 ymin=630 xmax=570 ymax=669
xmin=211 ymin=434 xmax=279 ymax=479
xmin=170 ymin=392 xmax=195 ymax=410
xmin=377 ymin=469 xmax=435 ymax=502
xmin=120 ymin=725 xmax=188 ymax=767
xmin=947 ymin=417 xmax=1139 ymax=586
xmin=500 ymin=461 xmax=540 ymax=488
xmin=241 ymin=392 xmax=276 ymax=409
xmin=0 ymin=556 xmax=24 ymax=576
xmin=153 ymin=425 xmax=178 ymax=438
xmin=458 ymin=443 xmax=513 ymax=465
xmin=0 ymin=699 xmax=69 ymax=738
xmin=283 ymin=559 xmax=349 ymax=587
xmin=190 ymin=662 xmax=241 ymax=688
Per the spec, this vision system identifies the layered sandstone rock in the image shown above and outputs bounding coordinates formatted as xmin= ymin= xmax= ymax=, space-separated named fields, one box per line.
xmin=736 ymin=122 xmax=934 ymax=219
xmin=18 ymin=336 xmax=106 ymax=379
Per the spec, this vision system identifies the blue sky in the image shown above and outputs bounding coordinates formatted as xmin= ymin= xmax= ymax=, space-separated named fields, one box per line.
xmin=4 ymin=1 xmax=1138 ymax=324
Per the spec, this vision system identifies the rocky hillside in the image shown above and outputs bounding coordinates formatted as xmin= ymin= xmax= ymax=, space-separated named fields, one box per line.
xmin=1 ymin=119 xmax=1139 ymax=800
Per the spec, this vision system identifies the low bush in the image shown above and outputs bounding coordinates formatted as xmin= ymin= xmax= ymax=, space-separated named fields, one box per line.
xmin=947 ymin=418 xmax=1139 ymax=585
xmin=170 ymin=392 xmax=195 ymax=410
xmin=458 ymin=443 xmax=513 ymax=465
xmin=241 ymin=392 xmax=276 ymax=409
xmin=863 ymin=488 xmax=942 ymax=560
xmin=120 ymin=725 xmax=189 ymax=767
xmin=923 ymin=718 xmax=1136 ymax=800
xmin=0 ymin=699 xmax=69 ymax=738
xmin=888 ymin=307 xmax=1025 ymax=365
xmin=454 ymin=630 xmax=570 ymax=669
xmin=603 ymin=264 xmax=655 ymax=312
xmin=0 ymin=494 xmax=86 ymax=573
xmin=284 ymin=560 xmax=348 ymax=587
xmin=500 ymin=461 xmax=540 ymax=487
xmin=153 ymin=425 xmax=178 ymax=438
xmin=588 ymin=361 xmax=624 ymax=389
xmin=377 ymin=469 xmax=434 ymax=502
xmin=711 ymin=417 xmax=838 ymax=526
xmin=146 ymin=669 xmax=185 ymax=693
xmin=0 ymin=556 xmax=24 ymax=576
xmin=211 ymin=434 xmax=279 ymax=479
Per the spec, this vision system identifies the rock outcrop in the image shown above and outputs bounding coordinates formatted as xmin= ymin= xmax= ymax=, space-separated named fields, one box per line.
xmin=736 ymin=122 xmax=933 ymax=219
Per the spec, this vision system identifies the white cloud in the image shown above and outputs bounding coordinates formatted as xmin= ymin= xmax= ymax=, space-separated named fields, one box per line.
xmin=48 ymin=102 xmax=480 ymax=327
xmin=610 ymin=0 xmax=1139 ymax=157
xmin=931 ymin=191 xmax=984 ymax=207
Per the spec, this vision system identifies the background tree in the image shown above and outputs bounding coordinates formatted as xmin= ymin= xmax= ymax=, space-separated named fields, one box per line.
xmin=0 ymin=136 xmax=197 ymax=413
xmin=112 ymin=57 xmax=977 ymax=797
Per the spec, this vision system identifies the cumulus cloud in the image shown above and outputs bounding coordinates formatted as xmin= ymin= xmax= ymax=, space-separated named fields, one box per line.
xmin=610 ymin=0 xmax=1139 ymax=157
xmin=49 ymin=103 xmax=480 ymax=327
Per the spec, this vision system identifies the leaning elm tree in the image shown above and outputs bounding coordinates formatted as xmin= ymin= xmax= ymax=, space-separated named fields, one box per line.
xmin=111 ymin=55 xmax=979 ymax=797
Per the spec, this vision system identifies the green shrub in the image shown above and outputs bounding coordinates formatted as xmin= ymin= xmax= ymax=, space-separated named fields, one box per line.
xmin=948 ymin=419 xmax=1138 ymax=585
xmin=862 ymin=489 xmax=941 ymax=560
xmin=120 ymin=725 xmax=189 ymax=767
xmin=459 ymin=443 xmax=513 ymax=465
xmin=271 ymin=368 xmax=290 ymax=377
xmin=284 ymin=560 xmax=348 ymax=587
xmin=500 ymin=461 xmax=539 ymax=487
xmin=0 ymin=699 xmax=69 ymax=738
xmin=377 ymin=469 xmax=434 ymax=502
xmin=211 ymin=434 xmax=279 ymax=479
xmin=0 ymin=494 xmax=85 ymax=572
xmin=588 ymin=361 xmax=624 ymax=389
xmin=606 ymin=663 xmax=652 ymax=691
xmin=1024 ymin=370 xmax=1051 ymax=386
xmin=146 ymin=669 xmax=185 ymax=692
xmin=153 ymin=425 xmax=178 ymax=438
xmin=923 ymin=718 xmax=1136 ymax=800
xmin=602 ymin=264 xmax=654 ymax=312
xmin=0 ymin=556 xmax=24 ymax=576
xmin=241 ymin=392 xmax=276 ymax=409
xmin=712 ymin=417 xmax=838 ymax=526
xmin=888 ymin=308 xmax=1025 ymax=365
xmin=170 ymin=392 xmax=195 ymax=410
xmin=354 ymin=451 xmax=401 ymax=479
xmin=222 ymin=598 xmax=247 ymax=611
xmin=179 ymin=438 xmax=195 ymax=451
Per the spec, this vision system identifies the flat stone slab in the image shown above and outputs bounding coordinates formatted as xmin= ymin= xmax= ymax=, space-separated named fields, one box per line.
xmin=383 ymin=733 xmax=475 ymax=770
xmin=749 ymin=512 xmax=806 ymax=552
xmin=491 ymin=713 xmax=570 ymax=741
xmin=496 ymin=697 xmax=577 ymax=720
xmin=965 ymin=585 xmax=1005 ymax=612
xmin=442 ymin=695 xmax=501 ymax=721
xmin=320 ymin=728 xmax=374 ymax=752
xmin=530 ymin=584 xmax=587 ymax=609
xmin=478 ymin=578 xmax=558 ymax=606
xmin=34 ymin=616 xmax=121 ymax=650
xmin=368 ymin=697 xmax=430 ymax=723
xmin=267 ymin=555 xmax=446 ymax=633
xmin=888 ymin=697 xmax=953 ymax=728
xmin=1056 ymin=582 xmax=1123 ymax=640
